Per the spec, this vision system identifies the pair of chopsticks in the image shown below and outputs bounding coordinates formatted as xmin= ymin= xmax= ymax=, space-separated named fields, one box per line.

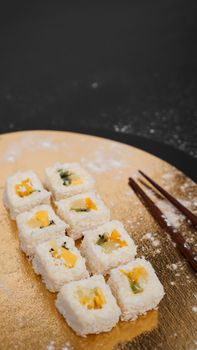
xmin=128 ymin=171 xmax=197 ymax=272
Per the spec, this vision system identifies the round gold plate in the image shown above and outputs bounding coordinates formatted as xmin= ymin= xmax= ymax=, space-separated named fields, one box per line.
xmin=0 ymin=131 xmax=196 ymax=350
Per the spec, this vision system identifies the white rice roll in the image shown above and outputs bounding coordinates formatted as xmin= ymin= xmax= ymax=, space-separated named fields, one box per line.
xmin=108 ymin=258 xmax=165 ymax=321
xmin=32 ymin=236 xmax=89 ymax=292
xmin=16 ymin=204 xmax=68 ymax=257
xmin=56 ymin=275 xmax=121 ymax=336
xmin=45 ymin=162 xmax=95 ymax=200
xmin=4 ymin=170 xmax=51 ymax=219
xmin=80 ymin=220 xmax=137 ymax=275
xmin=56 ymin=192 xmax=110 ymax=240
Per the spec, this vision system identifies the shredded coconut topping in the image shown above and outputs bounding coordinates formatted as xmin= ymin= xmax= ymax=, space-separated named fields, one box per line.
xmin=47 ymin=341 xmax=55 ymax=350
xmin=192 ymin=306 xmax=197 ymax=313
xmin=81 ymin=144 xmax=126 ymax=174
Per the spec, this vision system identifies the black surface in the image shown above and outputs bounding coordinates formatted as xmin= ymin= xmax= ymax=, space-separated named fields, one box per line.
xmin=0 ymin=1 xmax=197 ymax=158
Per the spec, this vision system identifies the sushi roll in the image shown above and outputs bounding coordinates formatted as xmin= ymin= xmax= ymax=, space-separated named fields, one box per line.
xmin=32 ymin=236 xmax=89 ymax=292
xmin=4 ymin=170 xmax=51 ymax=219
xmin=80 ymin=220 xmax=137 ymax=275
xmin=56 ymin=275 xmax=121 ymax=336
xmin=45 ymin=162 xmax=95 ymax=200
xmin=108 ymin=258 xmax=165 ymax=321
xmin=56 ymin=192 xmax=110 ymax=240
xmin=16 ymin=205 xmax=69 ymax=257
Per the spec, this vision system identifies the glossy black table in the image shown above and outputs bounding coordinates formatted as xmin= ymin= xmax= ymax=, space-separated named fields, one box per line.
xmin=0 ymin=0 xmax=197 ymax=166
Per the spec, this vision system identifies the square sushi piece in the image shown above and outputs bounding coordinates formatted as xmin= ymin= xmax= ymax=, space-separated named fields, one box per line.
xmin=45 ymin=162 xmax=95 ymax=200
xmin=56 ymin=192 xmax=110 ymax=240
xmin=108 ymin=258 xmax=165 ymax=321
xmin=56 ymin=274 xmax=121 ymax=336
xmin=16 ymin=205 xmax=69 ymax=257
xmin=4 ymin=170 xmax=51 ymax=219
xmin=80 ymin=220 xmax=137 ymax=275
xmin=33 ymin=236 xmax=89 ymax=292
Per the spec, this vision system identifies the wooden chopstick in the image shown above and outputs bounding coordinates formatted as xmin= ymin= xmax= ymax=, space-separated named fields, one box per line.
xmin=138 ymin=170 xmax=197 ymax=227
xmin=128 ymin=177 xmax=197 ymax=272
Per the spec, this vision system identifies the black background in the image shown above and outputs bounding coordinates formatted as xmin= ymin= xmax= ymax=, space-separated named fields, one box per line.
xmin=0 ymin=0 xmax=197 ymax=171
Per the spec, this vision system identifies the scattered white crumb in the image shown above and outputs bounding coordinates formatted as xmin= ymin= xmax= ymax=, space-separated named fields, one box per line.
xmin=109 ymin=201 xmax=115 ymax=207
xmin=114 ymin=124 xmax=131 ymax=133
xmin=2 ymin=135 xmax=58 ymax=163
xmin=143 ymin=180 xmax=197 ymax=229
xmin=157 ymin=200 xmax=184 ymax=228
xmin=183 ymin=242 xmax=190 ymax=249
xmin=178 ymin=199 xmax=191 ymax=208
xmin=166 ymin=261 xmax=185 ymax=281
xmin=141 ymin=232 xmax=161 ymax=246
xmin=152 ymin=239 xmax=160 ymax=247
xmin=186 ymin=236 xmax=194 ymax=244
xmin=170 ymin=281 xmax=175 ymax=286
xmin=167 ymin=263 xmax=178 ymax=271
xmin=155 ymin=248 xmax=161 ymax=254
xmin=47 ymin=341 xmax=55 ymax=350
xmin=132 ymin=172 xmax=139 ymax=180
xmin=5 ymin=155 xmax=16 ymax=162
xmin=81 ymin=145 xmax=126 ymax=174
xmin=180 ymin=182 xmax=190 ymax=191
xmin=141 ymin=232 xmax=161 ymax=256
xmin=126 ymin=188 xmax=134 ymax=196
xmin=193 ymin=199 xmax=197 ymax=207
xmin=91 ymin=82 xmax=99 ymax=88
xmin=162 ymin=172 xmax=175 ymax=180
xmin=180 ymin=177 xmax=196 ymax=192
xmin=142 ymin=232 xmax=154 ymax=240
xmin=192 ymin=306 xmax=197 ymax=313
xmin=62 ymin=341 xmax=71 ymax=350
xmin=0 ymin=280 xmax=13 ymax=297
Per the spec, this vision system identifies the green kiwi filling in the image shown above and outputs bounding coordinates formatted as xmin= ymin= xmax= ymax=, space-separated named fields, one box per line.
xmin=96 ymin=234 xmax=108 ymax=246
xmin=57 ymin=169 xmax=73 ymax=186
xmin=129 ymin=281 xmax=143 ymax=294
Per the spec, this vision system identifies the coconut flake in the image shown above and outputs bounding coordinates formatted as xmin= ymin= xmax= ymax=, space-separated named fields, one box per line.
xmin=3 ymin=135 xmax=58 ymax=163
xmin=192 ymin=306 xmax=197 ymax=313
xmin=62 ymin=341 xmax=72 ymax=350
xmin=81 ymin=144 xmax=126 ymax=174
xmin=167 ymin=263 xmax=178 ymax=271
xmin=141 ymin=232 xmax=161 ymax=246
xmin=114 ymin=124 xmax=131 ymax=133
xmin=152 ymin=239 xmax=160 ymax=247
xmin=157 ymin=200 xmax=184 ymax=228
xmin=47 ymin=341 xmax=55 ymax=350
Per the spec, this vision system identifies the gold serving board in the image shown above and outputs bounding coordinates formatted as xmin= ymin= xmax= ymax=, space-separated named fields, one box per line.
xmin=0 ymin=131 xmax=196 ymax=350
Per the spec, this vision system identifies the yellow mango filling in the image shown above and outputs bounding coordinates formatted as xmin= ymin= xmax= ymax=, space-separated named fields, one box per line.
xmin=15 ymin=178 xmax=33 ymax=197
xmin=85 ymin=197 xmax=97 ymax=210
xmin=121 ymin=267 xmax=148 ymax=294
xmin=71 ymin=176 xmax=83 ymax=186
xmin=77 ymin=287 xmax=106 ymax=310
xmin=70 ymin=197 xmax=97 ymax=212
xmin=49 ymin=241 xmax=77 ymax=268
xmin=28 ymin=210 xmax=51 ymax=228
xmin=97 ymin=229 xmax=128 ymax=253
